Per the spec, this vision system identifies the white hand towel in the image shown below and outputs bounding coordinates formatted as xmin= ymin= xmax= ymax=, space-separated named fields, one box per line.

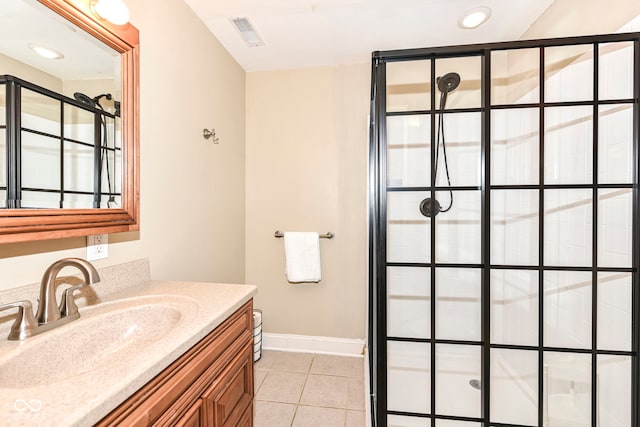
xmin=284 ymin=232 xmax=321 ymax=283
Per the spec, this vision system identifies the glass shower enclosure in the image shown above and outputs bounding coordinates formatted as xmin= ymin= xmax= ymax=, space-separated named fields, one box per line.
xmin=368 ymin=33 xmax=640 ymax=427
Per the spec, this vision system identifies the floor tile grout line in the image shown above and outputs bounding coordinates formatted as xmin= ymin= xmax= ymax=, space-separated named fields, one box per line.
xmin=290 ymin=403 xmax=299 ymax=427
xmin=290 ymin=359 xmax=312 ymax=427
xmin=260 ymin=368 xmax=364 ymax=378
xmin=297 ymin=372 xmax=310 ymax=406
xmin=254 ymin=351 xmax=366 ymax=426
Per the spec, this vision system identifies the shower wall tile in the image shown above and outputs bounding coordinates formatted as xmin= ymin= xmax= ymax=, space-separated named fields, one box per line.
xmin=387 ymin=341 xmax=431 ymax=414
xmin=544 ymin=44 xmax=594 ymax=103
xmin=491 ymin=190 xmax=538 ymax=266
xmin=436 ymin=268 xmax=481 ymax=341
xmin=599 ymin=42 xmax=634 ymax=101
xmin=435 ymin=345 xmax=481 ymax=418
xmin=544 ymin=189 xmax=592 ymax=267
xmin=21 ymin=132 xmax=61 ymax=191
xmin=387 ymin=267 xmax=430 ymax=339
xmin=544 ymin=352 xmax=591 ymax=427
xmin=387 ymin=192 xmax=431 ymax=263
xmin=598 ymin=273 xmax=632 ymax=351
xmin=543 ymin=271 xmax=592 ymax=349
xmin=491 ymin=108 xmax=539 ymax=186
xmin=437 ymin=113 xmax=481 ymax=187
xmin=386 ymin=60 xmax=431 ymax=112
xmin=491 ymin=48 xmax=540 ymax=105
xmin=490 ymin=270 xmax=538 ymax=346
xmin=598 ymin=189 xmax=632 ymax=268
xmin=544 ymin=106 xmax=593 ymax=185
xmin=598 ymin=104 xmax=633 ymax=184
xmin=387 ymin=223 xmax=430 ymax=263
xmin=21 ymin=90 xmax=61 ymax=135
xmin=597 ymin=356 xmax=631 ymax=427
xmin=435 ymin=191 xmax=481 ymax=264
xmin=387 ymin=115 xmax=430 ymax=187
xmin=387 ymin=146 xmax=429 ymax=188
xmin=490 ymin=349 xmax=538 ymax=426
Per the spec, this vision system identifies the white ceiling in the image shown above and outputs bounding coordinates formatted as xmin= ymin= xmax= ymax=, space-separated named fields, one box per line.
xmin=183 ymin=0 xmax=556 ymax=72
xmin=0 ymin=0 xmax=118 ymax=81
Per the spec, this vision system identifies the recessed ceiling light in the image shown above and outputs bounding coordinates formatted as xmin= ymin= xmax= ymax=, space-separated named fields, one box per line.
xmin=458 ymin=6 xmax=492 ymax=29
xmin=29 ymin=43 xmax=64 ymax=60
xmin=230 ymin=17 xmax=265 ymax=47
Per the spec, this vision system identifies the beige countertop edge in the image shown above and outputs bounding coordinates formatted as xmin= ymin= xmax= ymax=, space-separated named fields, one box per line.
xmin=0 ymin=280 xmax=257 ymax=427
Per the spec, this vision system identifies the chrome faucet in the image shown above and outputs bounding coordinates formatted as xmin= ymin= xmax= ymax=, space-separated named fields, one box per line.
xmin=0 ymin=258 xmax=100 ymax=340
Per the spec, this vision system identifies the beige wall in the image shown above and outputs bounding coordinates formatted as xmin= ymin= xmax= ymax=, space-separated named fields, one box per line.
xmin=0 ymin=53 xmax=62 ymax=92
xmin=0 ymin=0 xmax=246 ymax=292
xmin=245 ymin=64 xmax=369 ymax=339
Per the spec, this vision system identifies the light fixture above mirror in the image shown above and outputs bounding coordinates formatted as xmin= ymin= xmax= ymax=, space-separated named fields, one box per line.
xmin=90 ymin=0 xmax=130 ymax=26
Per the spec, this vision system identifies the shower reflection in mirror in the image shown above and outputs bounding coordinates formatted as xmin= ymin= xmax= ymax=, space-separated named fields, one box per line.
xmin=0 ymin=75 xmax=122 ymax=209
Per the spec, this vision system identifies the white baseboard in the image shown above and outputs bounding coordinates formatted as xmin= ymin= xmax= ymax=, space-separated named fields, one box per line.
xmin=262 ymin=333 xmax=365 ymax=357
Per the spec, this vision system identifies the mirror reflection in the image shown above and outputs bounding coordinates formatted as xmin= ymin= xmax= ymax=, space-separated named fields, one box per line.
xmin=0 ymin=0 xmax=122 ymax=209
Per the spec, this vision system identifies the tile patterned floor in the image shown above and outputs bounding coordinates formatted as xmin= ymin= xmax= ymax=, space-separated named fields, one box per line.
xmin=254 ymin=350 xmax=366 ymax=427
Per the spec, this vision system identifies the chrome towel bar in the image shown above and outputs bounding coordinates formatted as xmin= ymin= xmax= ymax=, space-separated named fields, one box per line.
xmin=274 ymin=230 xmax=334 ymax=239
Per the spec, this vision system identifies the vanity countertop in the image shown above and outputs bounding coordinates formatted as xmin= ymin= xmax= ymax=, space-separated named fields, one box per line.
xmin=0 ymin=280 xmax=257 ymax=426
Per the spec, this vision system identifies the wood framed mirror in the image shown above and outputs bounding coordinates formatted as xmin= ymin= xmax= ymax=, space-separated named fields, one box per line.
xmin=0 ymin=0 xmax=139 ymax=243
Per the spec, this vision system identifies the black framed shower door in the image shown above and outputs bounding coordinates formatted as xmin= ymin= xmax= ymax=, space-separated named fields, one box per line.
xmin=368 ymin=33 xmax=640 ymax=427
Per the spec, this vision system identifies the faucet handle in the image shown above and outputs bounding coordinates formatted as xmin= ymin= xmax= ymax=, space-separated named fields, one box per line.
xmin=58 ymin=284 xmax=85 ymax=319
xmin=0 ymin=300 xmax=38 ymax=340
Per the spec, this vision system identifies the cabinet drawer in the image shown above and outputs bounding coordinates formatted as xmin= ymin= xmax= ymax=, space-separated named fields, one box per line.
xmin=203 ymin=342 xmax=253 ymax=427
xmin=174 ymin=400 xmax=202 ymax=427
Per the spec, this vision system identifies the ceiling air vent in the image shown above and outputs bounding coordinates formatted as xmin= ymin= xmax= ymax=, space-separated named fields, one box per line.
xmin=231 ymin=17 xmax=265 ymax=47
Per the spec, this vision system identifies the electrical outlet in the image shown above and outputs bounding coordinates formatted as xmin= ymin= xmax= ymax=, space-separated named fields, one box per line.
xmin=87 ymin=234 xmax=108 ymax=261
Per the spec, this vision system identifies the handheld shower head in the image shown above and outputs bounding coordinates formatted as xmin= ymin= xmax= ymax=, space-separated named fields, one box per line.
xmin=436 ymin=72 xmax=461 ymax=94
xmin=436 ymin=72 xmax=461 ymax=110
xmin=422 ymin=71 xmax=462 ymax=218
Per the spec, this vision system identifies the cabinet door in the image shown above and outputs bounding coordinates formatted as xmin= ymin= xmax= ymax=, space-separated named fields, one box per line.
xmin=236 ymin=404 xmax=252 ymax=427
xmin=203 ymin=343 xmax=254 ymax=427
xmin=174 ymin=400 xmax=203 ymax=427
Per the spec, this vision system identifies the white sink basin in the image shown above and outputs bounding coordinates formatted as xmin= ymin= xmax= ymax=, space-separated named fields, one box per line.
xmin=0 ymin=295 xmax=198 ymax=388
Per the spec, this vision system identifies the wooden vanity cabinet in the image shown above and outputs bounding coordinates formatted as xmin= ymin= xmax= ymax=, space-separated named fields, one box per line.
xmin=97 ymin=300 xmax=254 ymax=427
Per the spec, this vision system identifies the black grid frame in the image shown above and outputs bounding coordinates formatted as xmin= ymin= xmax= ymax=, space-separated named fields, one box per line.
xmin=0 ymin=74 xmax=121 ymax=209
xmin=368 ymin=32 xmax=640 ymax=427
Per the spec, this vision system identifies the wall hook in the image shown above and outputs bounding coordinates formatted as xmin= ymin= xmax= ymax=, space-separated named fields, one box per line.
xmin=202 ymin=128 xmax=219 ymax=144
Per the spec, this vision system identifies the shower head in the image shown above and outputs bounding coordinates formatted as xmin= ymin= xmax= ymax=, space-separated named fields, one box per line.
xmin=437 ymin=72 xmax=461 ymax=111
xmin=436 ymin=72 xmax=461 ymax=93
xmin=73 ymin=92 xmax=95 ymax=106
